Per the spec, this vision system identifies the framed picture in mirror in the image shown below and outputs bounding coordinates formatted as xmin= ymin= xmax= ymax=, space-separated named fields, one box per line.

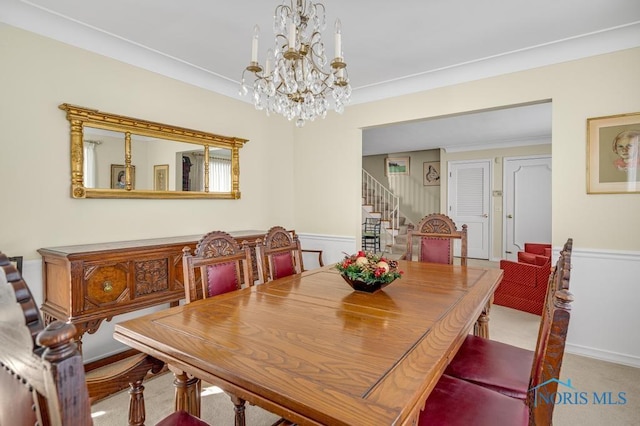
xmin=111 ymin=164 xmax=136 ymax=189
xmin=154 ymin=164 xmax=169 ymax=191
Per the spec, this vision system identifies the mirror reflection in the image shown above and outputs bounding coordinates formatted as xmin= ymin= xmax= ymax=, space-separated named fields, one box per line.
xmin=61 ymin=104 xmax=247 ymax=199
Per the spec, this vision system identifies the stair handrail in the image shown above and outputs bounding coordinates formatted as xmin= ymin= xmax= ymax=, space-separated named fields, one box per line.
xmin=362 ymin=169 xmax=399 ymax=246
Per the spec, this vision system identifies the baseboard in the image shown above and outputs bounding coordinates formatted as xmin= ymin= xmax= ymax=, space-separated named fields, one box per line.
xmin=566 ymin=342 xmax=640 ymax=368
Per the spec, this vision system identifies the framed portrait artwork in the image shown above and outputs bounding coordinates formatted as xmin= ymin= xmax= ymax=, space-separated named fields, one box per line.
xmin=587 ymin=112 xmax=640 ymax=194
xmin=110 ymin=164 xmax=136 ymax=189
xmin=385 ymin=157 xmax=410 ymax=175
xmin=154 ymin=164 xmax=169 ymax=191
xmin=423 ymin=161 xmax=441 ymax=186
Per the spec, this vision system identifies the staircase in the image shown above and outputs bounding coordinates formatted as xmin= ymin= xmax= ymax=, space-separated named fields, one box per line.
xmin=362 ymin=170 xmax=410 ymax=256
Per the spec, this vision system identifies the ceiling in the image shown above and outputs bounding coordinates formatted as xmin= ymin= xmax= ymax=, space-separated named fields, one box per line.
xmin=2 ymin=0 xmax=639 ymax=154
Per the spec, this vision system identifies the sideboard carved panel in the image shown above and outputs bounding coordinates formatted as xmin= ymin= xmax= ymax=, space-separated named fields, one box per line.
xmin=134 ymin=258 xmax=169 ymax=296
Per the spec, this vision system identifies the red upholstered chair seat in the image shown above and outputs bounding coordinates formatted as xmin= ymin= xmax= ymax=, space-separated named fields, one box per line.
xmin=494 ymin=242 xmax=552 ymax=315
xmin=272 ymin=251 xmax=296 ymax=279
xmin=517 ymin=251 xmax=550 ymax=267
xmin=207 ymin=261 xmax=240 ymax=296
xmin=524 ymin=242 xmax=551 ymax=256
xmin=156 ymin=410 xmax=210 ymax=426
xmin=444 ymin=334 xmax=534 ymax=399
xmin=420 ymin=237 xmax=452 ymax=264
xmin=418 ymin=374 xmax=528 ymax=426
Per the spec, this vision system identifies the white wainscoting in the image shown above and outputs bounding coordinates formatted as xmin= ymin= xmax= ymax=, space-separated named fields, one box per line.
xmin=20 ymin=241 xmax=640 ymax=367
xmin=298 ymin=233 xmax=357 ymax=266
xmin=563 ymin=248 xmax=640 ymax=368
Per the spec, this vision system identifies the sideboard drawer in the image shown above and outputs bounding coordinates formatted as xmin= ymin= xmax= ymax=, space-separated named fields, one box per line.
xmin=84 ymin=262 xmax=130 ymax=307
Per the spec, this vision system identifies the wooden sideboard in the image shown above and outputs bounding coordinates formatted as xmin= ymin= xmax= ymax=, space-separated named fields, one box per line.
xmin=38 ymin=230 xmax=265 ymax=350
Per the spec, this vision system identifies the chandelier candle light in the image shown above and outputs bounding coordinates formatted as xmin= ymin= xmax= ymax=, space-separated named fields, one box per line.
xmin=240 ymin=0 xmax=351 ymax=127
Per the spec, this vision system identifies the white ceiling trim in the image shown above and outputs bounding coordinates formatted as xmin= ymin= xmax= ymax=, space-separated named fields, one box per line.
xmin=442 ymin=135 xmax=551 ymax=153
xmin=3 ymin=2 xmax=639 ymax=106
xmin=352 ymin=22 xmax=640 ymax=105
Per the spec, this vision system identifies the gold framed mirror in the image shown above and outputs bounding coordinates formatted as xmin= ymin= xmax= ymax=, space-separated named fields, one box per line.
xmin=59 ymin=104 xmax=248 ymax=199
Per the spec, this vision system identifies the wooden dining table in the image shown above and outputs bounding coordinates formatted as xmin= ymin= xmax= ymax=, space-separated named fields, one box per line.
xmin=114 ymin=260 xmax=503 ymax=426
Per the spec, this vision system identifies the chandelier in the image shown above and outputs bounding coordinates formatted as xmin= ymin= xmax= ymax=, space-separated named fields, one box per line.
xmin=240 ymin=0 xmax=351 ymax=127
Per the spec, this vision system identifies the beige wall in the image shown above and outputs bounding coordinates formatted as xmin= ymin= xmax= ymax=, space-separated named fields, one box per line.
xmin=296 ymin=48 xmax=640 ymax=253
xmin=363 ymin=150 xmax=441 ymax=225
xmin=0 ymin=24 xmax=296 ymax=259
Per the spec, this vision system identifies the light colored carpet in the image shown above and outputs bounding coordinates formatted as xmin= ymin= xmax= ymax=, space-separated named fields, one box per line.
xmin=92 ymin=305 xmax=640 ymax=425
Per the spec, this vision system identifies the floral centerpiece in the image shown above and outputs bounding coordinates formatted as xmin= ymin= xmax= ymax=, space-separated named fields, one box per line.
xmin=335 ymin=251 xmax=402 ymax=293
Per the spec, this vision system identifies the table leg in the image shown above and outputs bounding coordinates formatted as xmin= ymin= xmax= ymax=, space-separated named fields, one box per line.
xmin=228 ymin=393 xmax=247 ymax=426
xmin=474 ymin=298 xmax=492 ymax=339
xmin=170 ymin=367 xmax=201 ymax=417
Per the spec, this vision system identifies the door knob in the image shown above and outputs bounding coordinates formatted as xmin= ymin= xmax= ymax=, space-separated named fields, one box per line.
xmin=507 ymin=214 xmax=513 ymax=219
xmin=482 ymin=214 xmax=488 ymax=218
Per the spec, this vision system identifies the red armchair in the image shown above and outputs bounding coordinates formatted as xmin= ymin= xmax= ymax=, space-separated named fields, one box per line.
xmin=494 ymin=243 xmax=552 ymax=315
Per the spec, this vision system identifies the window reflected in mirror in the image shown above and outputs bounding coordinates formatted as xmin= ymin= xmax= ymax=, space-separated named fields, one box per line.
xmin=83 ymin=128 xmax=126 ymax=189
xmin=180 ymin=148 xmax=232 ymax=192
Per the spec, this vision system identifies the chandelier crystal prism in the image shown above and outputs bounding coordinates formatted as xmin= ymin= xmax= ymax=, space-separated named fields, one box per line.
xmin=240 ymin=0 xmax=351 ymax=127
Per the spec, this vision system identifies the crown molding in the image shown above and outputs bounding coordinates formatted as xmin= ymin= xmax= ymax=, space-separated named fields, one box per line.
xmin=350 ymin=22 xmax=640 ymax=105
xmin=442 ymin=135 xmax=551 ymax=153
xmin=2 ymin=2 xmax=639 ymax=106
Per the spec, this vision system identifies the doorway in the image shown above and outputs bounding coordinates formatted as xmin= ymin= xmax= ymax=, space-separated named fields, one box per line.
xmin=448 ymin=160 xmax=491 ymax=259
xmin=503 ymin=156 xmax=552 ymax=261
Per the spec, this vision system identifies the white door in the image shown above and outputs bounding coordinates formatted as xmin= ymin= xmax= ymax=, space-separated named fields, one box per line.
xmin=448 ymin=160 xmax=491 ymax=259
xmin=503 ymin=156 xmax=552 ymax=261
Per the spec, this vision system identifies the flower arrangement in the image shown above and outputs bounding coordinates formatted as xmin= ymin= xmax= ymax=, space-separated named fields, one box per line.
xmin=335 ymin=251 xmax=402 ymax=286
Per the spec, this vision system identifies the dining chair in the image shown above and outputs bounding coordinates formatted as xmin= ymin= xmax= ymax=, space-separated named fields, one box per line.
xmin=442 ymin=238 xmax=573 ymax=400
xmin=301 ymin=248 xmax=324 ymax=270
xmin=0 ymin=251 xmax=210 ymax=426
xmin=256 ymin=226 xmax=304 ymax=282
xmin=419 ymin=274 xmax=575 ymax=425
xmin=404 ymin=213 xmax=468 ymax=266
xmin=362 ymin=217 xmax=382 ymax=253
xmin=182 ymin=230 xmax=255 ymax=304
xmin=284 ymin=228 xmax=324 ymax=270
xmin=182 ymin=231 xmax=255 ymax=425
